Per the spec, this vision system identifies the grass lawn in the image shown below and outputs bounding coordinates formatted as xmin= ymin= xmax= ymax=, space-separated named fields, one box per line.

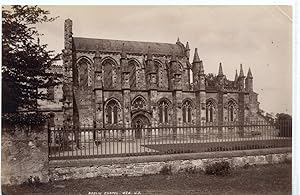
xmin=145 ymin=139 xmax=291 ymax=154
xmin=2 ymin=163 xmax=291 ymax=195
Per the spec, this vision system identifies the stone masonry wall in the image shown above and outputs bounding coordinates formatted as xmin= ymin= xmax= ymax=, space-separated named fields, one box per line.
xmin=1 ymin=129 xmax=49 ymax=185
xmin=49 ymin=149 xmax=291 ymax=181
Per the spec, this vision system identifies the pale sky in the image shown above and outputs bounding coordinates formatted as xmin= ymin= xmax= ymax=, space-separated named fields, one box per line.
xmin=35 ymin=5 xmax=292 ymax=115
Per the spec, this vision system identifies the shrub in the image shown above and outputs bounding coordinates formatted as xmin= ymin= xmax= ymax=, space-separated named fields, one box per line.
xmin=23 ymin=176 xmax=42 ymax=187
xmin=242 ymin=163 xmax=251 ymax=169
xmin=205 ymin=161 xmax=231 ymax=176
xmin=159 ymin=164 xmax=172 ymax=175
xmin=185 ymin=166 xmax=197 ymax=174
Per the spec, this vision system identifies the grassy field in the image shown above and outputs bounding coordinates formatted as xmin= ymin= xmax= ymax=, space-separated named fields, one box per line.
xmin=2 ymin=163 xmax=291 ymax=195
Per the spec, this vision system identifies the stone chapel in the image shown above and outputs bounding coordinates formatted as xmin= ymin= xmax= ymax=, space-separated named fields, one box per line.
xmin=59 ymin=19 xmax=266 ymax=129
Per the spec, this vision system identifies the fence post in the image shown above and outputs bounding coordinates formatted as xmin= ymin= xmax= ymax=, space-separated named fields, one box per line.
xmin=172 ymin=125 xmax=177 ymax=139
xmin=196 ymin=122 xmax=201 ymax=139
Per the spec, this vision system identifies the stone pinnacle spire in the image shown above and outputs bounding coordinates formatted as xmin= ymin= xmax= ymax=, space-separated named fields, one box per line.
xmin=199 ymin=60 xmax=204 ymax=74
xmin=176 ymin=37 xmax=180 ymax=44
xmin=186 ymin=42 xmax=190 ymax=50
xmin=239 ymin=64 xmax=244 ymax=77
xmin=235 ymin=69 xmax=238 ymax=81
xmin=218 ymin=62 xmax=224 ymax=76
xmin=193 ymin=48 xmax=201 ymax=63
xmin=247 ymin=67 xmax=253 ymax=78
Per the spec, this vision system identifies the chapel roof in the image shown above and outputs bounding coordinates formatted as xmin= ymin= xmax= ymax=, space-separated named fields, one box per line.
xmin=73 ymin=37 xmax=186 ymax=57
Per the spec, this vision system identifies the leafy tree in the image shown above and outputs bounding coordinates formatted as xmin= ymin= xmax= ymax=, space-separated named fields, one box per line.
xmin=2 ymin=5 xmax=59 ymax=114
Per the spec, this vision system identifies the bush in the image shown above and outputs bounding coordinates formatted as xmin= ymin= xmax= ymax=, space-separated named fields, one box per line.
xmin=160 ymin=165 xmax=172 ymax=175
xmin=22 ymin=176 xmax=42 ymax=187
xmin=205 ymin=161 xmax=231 ymax=176
xmin=185 ymin=166 xmax=197 ymax=174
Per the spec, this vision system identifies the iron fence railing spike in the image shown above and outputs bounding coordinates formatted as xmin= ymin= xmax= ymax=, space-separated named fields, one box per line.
xmin=47 ymin=120 xmax=292 ymax=160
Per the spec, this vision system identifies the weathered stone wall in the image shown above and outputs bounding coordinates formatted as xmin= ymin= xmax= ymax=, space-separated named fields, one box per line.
xmin=1 ymin=129 xmax=49 ymax=185
xmin=67 ymin=20 xmax=264 ymax=128
xmin=49 ymin=148 xmax=291 ymax=181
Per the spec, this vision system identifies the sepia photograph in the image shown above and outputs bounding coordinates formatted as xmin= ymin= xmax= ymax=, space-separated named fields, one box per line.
xmin=1 ymin=4 xmax=294 ymax=195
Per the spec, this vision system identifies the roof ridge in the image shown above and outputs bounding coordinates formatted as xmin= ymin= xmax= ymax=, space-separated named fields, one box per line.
xmin=73 ymin=36 xmax=185 ymax=56
xmin=73 ymin=36 xmax=180 ymax=46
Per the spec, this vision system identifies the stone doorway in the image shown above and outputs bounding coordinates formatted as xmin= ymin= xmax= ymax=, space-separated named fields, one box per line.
xmin=132 ymin=115 xmax=150 ymax=139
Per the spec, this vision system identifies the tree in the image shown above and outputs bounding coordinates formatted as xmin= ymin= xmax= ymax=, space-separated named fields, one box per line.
xmin=2 ymin=5 xmax=59 ymax=114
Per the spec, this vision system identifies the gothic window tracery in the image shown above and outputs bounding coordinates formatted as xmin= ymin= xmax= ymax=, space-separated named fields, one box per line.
xmin=102 ymin=59 xmax=116 ymax=89
xmin=105 ymin=99 xmax=120 ymax=125
xmin=158 ymin=99 xmax=170 ymax=124
xmin=227 ymin=100 xmax=238 ymax=122
xmin=182 ymin=100 xmax=192 ymax=123
xmin=132 ymin=96 xmax=146 ymax=110
xmin=206 ymin=99 xmax=217 ymax=122
xmin=156 ymin=60 xmax=169 ymax=89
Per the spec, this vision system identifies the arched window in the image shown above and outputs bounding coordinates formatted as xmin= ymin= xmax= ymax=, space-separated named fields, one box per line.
xmin=158 ymin=99 xmax=170 ymax=124
xmin=103 ymin=59 xmax=115 ymax=89
xmin=206 ymin=100 xmax=216 ymax=122
xmin=155 ymin=60 xmax=168 ymax=89
xmin=227 ymin=100 xmax=237 ymax=122
xmin=77 ymin=58 xmax=91 ymax=88
xmin=105 ymin=99 xmax=120 ymax=124
xmin=182 ymin=100 xmax=192 ymax=123
xmin=128 ymin=60 xmax=137 ymax=88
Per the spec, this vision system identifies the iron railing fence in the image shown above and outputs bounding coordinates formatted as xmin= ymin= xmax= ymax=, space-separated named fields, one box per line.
xmin=48 ymin=120 xmax=292 ymax=160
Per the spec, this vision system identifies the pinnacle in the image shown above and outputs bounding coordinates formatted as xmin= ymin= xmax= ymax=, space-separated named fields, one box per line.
xmin=247 ymin=67 xmax=253 ymax=78
xmin=186 ymin=42 xmax=190 ymax=50
xmin=218 ymin=62 xmax=223 ymax=76
xmin=235 ymin=69 xmax=238 ymax=81
xmin=239 ymin=64 xmax=244 ymax=77
xmin=199 ymin=60 xmax=204 ymax=74
xmin=193 ymin=48 xmax=201 ymax=63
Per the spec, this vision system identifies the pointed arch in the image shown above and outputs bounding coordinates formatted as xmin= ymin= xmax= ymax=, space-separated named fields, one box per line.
xmin=100 ymin=56 xmax=119 ymax=66
xmin=128 ymin=58 xmax=142 ymax=67
xmin=157 ymin=97 xmax=172 ymax=124
xmin=104 ymin=97 xmax=122 ymax=125
xmin=206 ymin=98 xmax=217 ymax=122
xmin=128 ymin=59 xmax=138 ymax=88
xmin=101 ymin=57 xmax=118 ymax=89
xmin=226 ymin=98 xmax=238 ymax=122
xmin=76 ymin=57 xmax=93 ymax=87
xmin=182 ymin=98 xmax=193 ymax=124
xmin=154 ymin=59 xmax=168 ymax=89
xmin=76 ymin=56 xmax=93 ymax=64
xmin=131 ymin=95 xmax=147 ymax=110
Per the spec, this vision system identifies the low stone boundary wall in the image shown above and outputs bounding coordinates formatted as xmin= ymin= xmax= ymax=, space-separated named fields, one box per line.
xmin=1 ymin=130 xmax=49 ymax=185
xmin=49 ymin=148 xmax=291 ymax=181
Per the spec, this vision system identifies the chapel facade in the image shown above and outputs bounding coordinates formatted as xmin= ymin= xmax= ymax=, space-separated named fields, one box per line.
xmin=61 ymin=19 xmax=265 ymax=129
